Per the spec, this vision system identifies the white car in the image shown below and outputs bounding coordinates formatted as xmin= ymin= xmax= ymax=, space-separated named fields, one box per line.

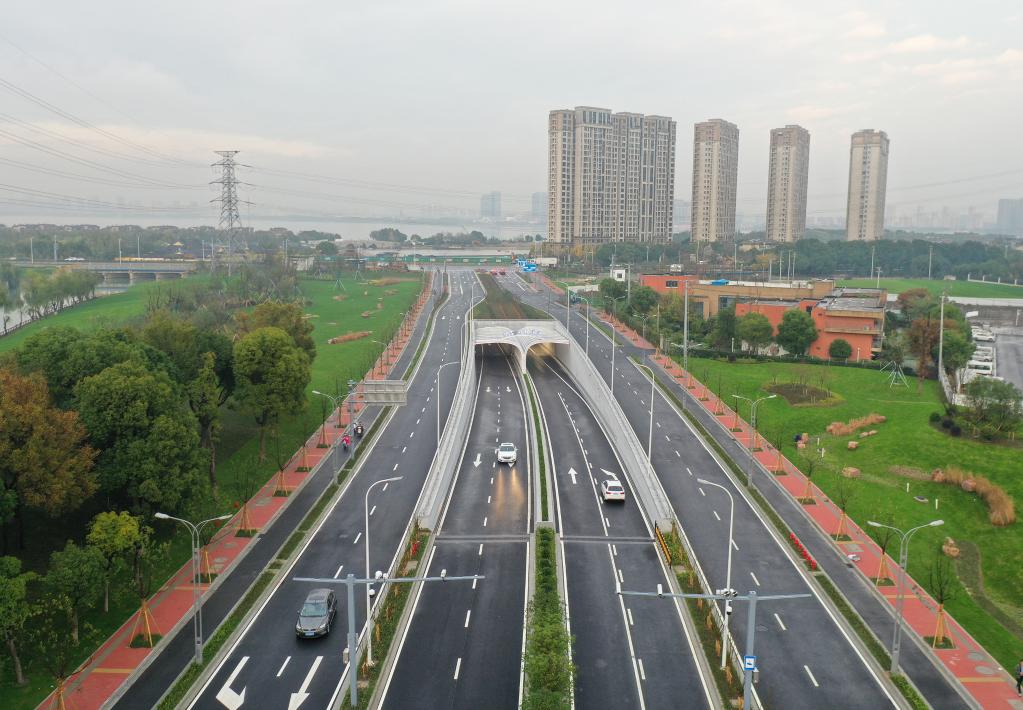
xmin=496 ymin=442 xmax=517 ymax=464
xmin=601 ymin=479 xmax=626 ymax=502
xmin=973 ymin=332 xmax=995 ymax=342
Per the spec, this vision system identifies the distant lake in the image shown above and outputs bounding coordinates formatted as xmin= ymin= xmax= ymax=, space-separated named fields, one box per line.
xmin=0 ymin=283 xmax=130 ymax=334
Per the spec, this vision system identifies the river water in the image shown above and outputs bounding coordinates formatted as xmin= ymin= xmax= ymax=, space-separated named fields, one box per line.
xmin=0 ymin=284 xmax=129 ymax=335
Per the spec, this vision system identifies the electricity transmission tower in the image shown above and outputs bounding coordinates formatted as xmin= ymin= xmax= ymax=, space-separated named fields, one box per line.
xmin=210 ymin=150 xmax=249 ymax=275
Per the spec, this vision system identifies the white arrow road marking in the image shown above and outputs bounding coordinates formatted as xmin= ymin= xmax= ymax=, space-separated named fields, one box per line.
xmin=506 ymin=386 xmax=511 ymax=392
xmin=486 ymin=386 xmax=491 ymax=393
xmin=473 ymin=453 xmax=482 ymax=467
xmin=600 ymin=468 xmax=620 ymax=483
xmin=568 ymin=467 xmax=578 ymax=484
xmin=216 ymin=656 xmax=248 ymax=710
xmin=289 ymin=656 xmax=323 ymax=710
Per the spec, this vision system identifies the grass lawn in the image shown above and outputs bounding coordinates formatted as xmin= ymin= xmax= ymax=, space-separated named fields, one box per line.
xmin=0 ymin=272 xmax=423 ymax=707
xmin=682 ymin=355 xmax=1023 ymax=670
xmin=838 ymin=277 xmax=1023 ymax=299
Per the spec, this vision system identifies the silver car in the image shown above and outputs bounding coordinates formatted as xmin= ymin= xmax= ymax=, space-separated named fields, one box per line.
xmin=295 ymin=588 xmax=337 ymax=638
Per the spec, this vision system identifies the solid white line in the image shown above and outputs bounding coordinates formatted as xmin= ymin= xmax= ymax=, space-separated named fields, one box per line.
xmin=638 ymin=658 xmax=646 ymax=681
xmin=804 ymin=665 xmax=819 ymax=687
xmin=370 ymin=505 xmax=376 ymax=516
xmin=712 ymin=510 xmax=721 ymax=522
xmin=478 ymin=544 xmax=483 ymax=556
xmin=333 ymin=564 xmax=344 ymax=579
xmin=774 ymin=613 xmax=787 ymax=631
xmin=464 ymin=609 xmax=471 ymax=628
xmin=612 ymin=544 xmax=618 ymax=556
xmin=353 ymin=532 xmax=362 ymax=544
xmin=454 ymin=657 xmax=462 ymax=680
xmin=750 ymin=571 xmax=761 ymax=587
xmin=276 ymin=656 xmax=291 ymax=677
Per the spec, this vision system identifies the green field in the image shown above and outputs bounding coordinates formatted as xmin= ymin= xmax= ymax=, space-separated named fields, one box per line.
xmin=0 ymin=273 xmax=423 ymax=708
xmin=683 ymin=356 xmax=1022 ymax=669
xmin=838 ymin=277 xmax=1023 ymax=299
xmin=473 ymin=272 xmax=548 ymax=320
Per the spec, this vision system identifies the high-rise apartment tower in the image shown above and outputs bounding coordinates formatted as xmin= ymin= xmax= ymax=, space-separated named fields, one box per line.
xmin=548 ymin=107 xmax=676 ymax=246
xmin=480 ymin=191 xmax=501 ymax=219
xmin=765 ymin=125 xmax=810 ymax=242
xmin=845 ymin=130 xmax=889 ymax=241
xmin=691 ymin=119 xmax=739 ymax=243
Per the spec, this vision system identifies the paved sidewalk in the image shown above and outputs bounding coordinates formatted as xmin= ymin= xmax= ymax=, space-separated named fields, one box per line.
xmin=39 ymin=275 xmax=435 ymax=710
xmin=598 ymin=306 xmax=1019 ymax=709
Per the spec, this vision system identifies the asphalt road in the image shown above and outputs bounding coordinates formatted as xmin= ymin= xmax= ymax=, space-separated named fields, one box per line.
xmin=184 ymin=268 xmax=481 ymax=710
xmin=505 ymin=276 xmax=900 ymax=710
xmin=993 ymin=328 xmax=1023 ymax=392
xmin=507 ymin=274 xmax=970 ymax=710
xmin=529 ymin=354 xmax=712 ymax=710
xmin=380 ymin=351 xmax=530 ymax=709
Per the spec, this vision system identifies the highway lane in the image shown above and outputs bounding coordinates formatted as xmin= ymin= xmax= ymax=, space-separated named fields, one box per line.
xmin=189 ymin=269 xmax=481 ymax=710
xmin=508 ymin=275 xmax=974 ymax=709
xmin=529 ymin=353 xmax=712 ymax=710
xmin=505 ymin=276 xmax=899 ymax=709
xmin=380 ymin=351 xmax=530 ymax=709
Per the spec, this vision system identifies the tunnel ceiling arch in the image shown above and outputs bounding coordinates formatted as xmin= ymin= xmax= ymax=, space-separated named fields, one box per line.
xmin=473 ymin=319 xmax=569 ymax=373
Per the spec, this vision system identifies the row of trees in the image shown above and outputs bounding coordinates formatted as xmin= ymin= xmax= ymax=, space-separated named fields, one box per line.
xmin=0 ymin=268 xmax=102 ymax=331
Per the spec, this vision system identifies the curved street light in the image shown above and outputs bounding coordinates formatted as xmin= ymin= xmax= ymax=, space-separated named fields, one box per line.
xmin=731 ymin=393 xmax=777 ymax=487
xmin=365 ymin=477 xmax=403 ymax=666
xmin=697 ymin=479 xmax=736 ymax=669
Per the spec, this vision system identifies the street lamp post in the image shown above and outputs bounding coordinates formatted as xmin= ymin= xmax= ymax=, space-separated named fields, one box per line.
xmin=577 ymin=295 xmax=592 ymax=357
xmin=697 ymin=478 xmax=736 ymax=669
xmin=153 ymin=512 xmax=232 ymax=665
xmin=365 ymin=476 xmax=402 ymax=666
xmin=731 ymin=394 xmax=777 ymax=487
xmin=636 ymin=363 xmax=657 ymax=462
xmin=312 ymin=390 xmax=344 ymax=428
xmin=436 ymin=361 xmax=459 ymax=444
xmin=867 ymin=519 xmax=944 ymax=674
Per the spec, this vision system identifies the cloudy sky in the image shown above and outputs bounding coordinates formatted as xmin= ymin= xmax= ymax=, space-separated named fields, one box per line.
xmin=2 ymin=0 xmax=1022 ymax=228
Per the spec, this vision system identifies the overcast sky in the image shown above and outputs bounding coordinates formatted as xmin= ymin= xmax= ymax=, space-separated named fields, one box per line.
xmin=2 ymin=0 xmax=1022 ymax=227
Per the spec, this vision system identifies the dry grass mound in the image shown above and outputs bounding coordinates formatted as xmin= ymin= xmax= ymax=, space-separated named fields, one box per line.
xmin=368 ymin=277 xmax=404 ymax=287
xmin=826 ymin=412 xmax=886 ymax=437
xmin=327 ymin=331 xmax=371 ymax=345
xmin=932 ymin=466 xmax=1015 ymax=526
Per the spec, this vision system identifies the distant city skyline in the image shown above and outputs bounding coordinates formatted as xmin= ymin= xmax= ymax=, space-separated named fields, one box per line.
xmin=1 ymin=2 xmax=1021 ymax=230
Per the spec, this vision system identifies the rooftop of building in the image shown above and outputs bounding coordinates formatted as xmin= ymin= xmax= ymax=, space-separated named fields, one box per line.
xmin=817 ymin=295 xmax=885 ymax=313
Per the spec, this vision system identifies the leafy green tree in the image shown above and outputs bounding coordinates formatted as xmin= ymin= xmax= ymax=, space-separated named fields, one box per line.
xmin=86 ymin=512 xmax=142 ymax=613
xmin=940 ymin=330 xmax=975 ymax=380
xmin=879 ymin=332 xmax=906 ymax=365
xmin=189 ymin=352 xmax=224 ymax=488
xmin=964 ymin=378 xmax=1023 ymax=435
xmin=74 ymin=360 xmax=205 ymax=513
xmin=45 ymin=542 xmax=104 ymax=643
xmin=369 ymin=228 xmax=407 ymax=242
xmin=597 ymin=278 xmax=627 ymax=310
xmin=775 ymin=309 xmax=818 ymax=355
xmin=0 ymin=556 xmax=34 ymax=685
xmin=628 ymin=285 xmax=658 ymax=314
xmin=0 ymin=369 xmax=97 ymax=551
xmin=315 ymin=241 xmax=338 ymax=256
xmin=710 ymin=307 xmax=737 ymax=350
xmin=907 ymin=316 xmax=939 ymax=385
xmin=233 ymin=327 xmax=311 ymax=462
xmin=236 ymin=301 xmax=316 ymax=362
xmin=141 ymin=310 xmax=200 ymax=383
xmin=737 ymin=312 xmax=773 ymax=353
xmin=828 ymin=338 xmax=852 ymax=359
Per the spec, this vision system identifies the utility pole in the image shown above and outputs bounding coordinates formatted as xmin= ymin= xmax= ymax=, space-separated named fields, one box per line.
xmin=29 ymin=236 xmax=33 ymax=263
xmin=211 ymin=150 xmax=247 ymax=276
xmin=928 ymin=245 xmax=933 ymax=280
xmin=52 ymin=235 xmax=57 ymax=261
xmin=869 ymin=245 xmax=875 ymax=281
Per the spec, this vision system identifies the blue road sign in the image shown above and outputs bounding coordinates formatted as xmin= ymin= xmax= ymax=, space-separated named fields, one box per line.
xmin=743 ymin=655 xmax=757 ymax=671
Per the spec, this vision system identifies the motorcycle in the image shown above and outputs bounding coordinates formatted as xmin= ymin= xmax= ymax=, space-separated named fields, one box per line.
xmin=342 ymin=435 xmax=350 ymax=452
xmin=355 ymin=423 xmax=364 ymax=438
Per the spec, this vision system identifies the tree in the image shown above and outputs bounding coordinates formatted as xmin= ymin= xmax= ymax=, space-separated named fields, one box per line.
xmin=45 ymin=541 xmax=104 ymax=643
xmin=737 ymin=312 xmax=773 ymax=353
xmin=775 ymin=309 xmax=818 ymax=355
xmin=233 ymin=327 xmax=311 ymax=462
xmin=879 ymin=331 xmax=906 ymax=365
xmin=963 ymin=378 xmax=1023 ymax=435
xmin=710 ymin=307 xmax=738 ymax=350
xmin=907 ymin=316 xmax=939 ymax=387
xmin=315 ymin=240 xmax=338 ymax=256
xmin=235 ymin=301 xmax=316 ymax=362
xmin=597 ymin=278 xmax=626 ymax=310
xmin=369 ymin=228 xmax=407 ymax=243
xmin=0 ymin=369 xmax=97 ymax=551
xmin=74 ymin=360 xmax=206 ymax=513
xmin=189 ymin=352 xmax=224 ymax=489
xmin=868 ymin=510 xmax=897 ymax=584
xmin=0 ymin=556 xmax=34 ymax=685
xmin=86 ymin=512 xmax=142 ymax=613
xmin=141 ymin=310 xmax=200 ymax=383
xmin=628 ymin=285 xmax=658 ymax=314
xmin=828 ymin=338 xmax=852 ymax=360
xmin=896 ymin=288 xmax=935 ymax=321
xmin=940 ymin=330 xmax=975 ymax=382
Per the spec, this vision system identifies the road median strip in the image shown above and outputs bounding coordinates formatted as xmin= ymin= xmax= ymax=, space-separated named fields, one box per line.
xmin=522 ymin=527 xmax=573 ymax=710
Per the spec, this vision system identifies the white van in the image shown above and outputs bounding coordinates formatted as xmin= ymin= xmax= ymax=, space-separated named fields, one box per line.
xmin=972 ymin=350 xmax=993 ymax=362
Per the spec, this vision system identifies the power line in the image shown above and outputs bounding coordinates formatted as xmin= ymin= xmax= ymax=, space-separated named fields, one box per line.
xmin=0 ymin=156 xmax=200 ymax=190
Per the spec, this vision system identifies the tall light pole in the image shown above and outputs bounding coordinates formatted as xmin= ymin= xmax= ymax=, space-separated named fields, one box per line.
xmin=577 ymin=295 xmax=592 ymax=357
xmin=731 ymin=394 xmax=777 ymax=487
xmin=867 ymin=518 xmax=944 ymax=674
xmin=154 ymin=512 xmax=232 ymax=664
xmin=697 ymin=478 xmax=736 ymax=669
xmin=608 ymin=295 xmax=626 ymax=396
xmin=312 ymin=390 xmax=344 ymax=427
xmin=636 ymin=363 xmax=657 ymax=462
xmin=436 ymin=361 xmax=459 ymax=443
xmin=365 ymin=476 xmax=402 ymax=666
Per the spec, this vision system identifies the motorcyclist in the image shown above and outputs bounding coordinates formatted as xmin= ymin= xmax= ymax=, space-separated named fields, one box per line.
xmin=342 ymin=433 xmax=351 ymax=451
xmin=355 ymin=422 xmax=364 ymax=438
